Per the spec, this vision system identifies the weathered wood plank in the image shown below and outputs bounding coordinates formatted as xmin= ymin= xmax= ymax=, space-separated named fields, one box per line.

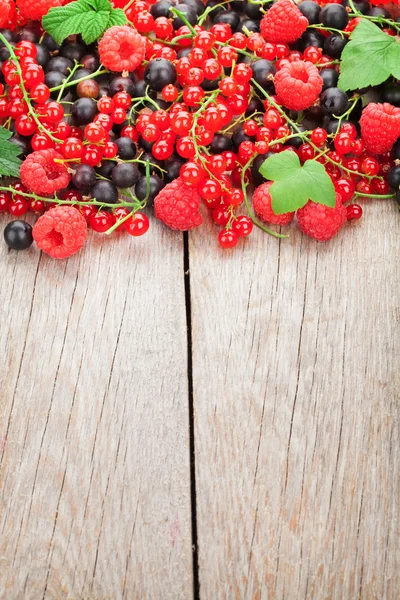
xmin=0 ymin=219 xmax=193 ymax=600
xmin=190 ymin=200 xmax=400 ymax=599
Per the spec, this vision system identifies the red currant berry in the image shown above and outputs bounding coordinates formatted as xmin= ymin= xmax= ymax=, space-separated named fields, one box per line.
xmin=90 ymin=210 xmax=114 ymax=232
xmin=334 ymin=178 xmax=355 ymax=203
xmin=232 ymin=215 xmax=253 ymax=236
xmin=125 ymin=212 xmax=150 ymax=236
xmin=311 ymin=127 xmax=328 ymax=147
xmin=361 ymin=156 xmax=380 ymax=176
xmin=346 ymin=204 xmax=362 ymax=220
xmin=180 ymin=162 xmax=206 ymax=187
xmin=218 ymin=228 xmax=238 ymax=249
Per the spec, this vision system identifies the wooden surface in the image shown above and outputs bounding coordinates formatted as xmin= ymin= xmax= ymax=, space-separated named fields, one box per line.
xmin=0 ymin=199 xmax=399 ymax=599
xmin=0 ymin=219 xmax=193 ymax=599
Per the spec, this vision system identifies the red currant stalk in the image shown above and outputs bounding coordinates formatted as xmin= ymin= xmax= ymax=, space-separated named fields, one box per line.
xmin=347 ymin=0 xmax=400 ymax=32
xmin=49 ymin=65 xmax=109 ymax=94
xmin=55 ymin=61 xmax=82 ymax=102
xmin=354 ymin=192 xmax=395 ymax=199
xmin=0 ymin=186 xmax=137 ymax=210
xmin=251 ymin=78 xmax=380 ymax=182
xmin=0 ymin=32 xmax=63 ymax=144
xmin=240 ymin=155 xmax=288 ymax=239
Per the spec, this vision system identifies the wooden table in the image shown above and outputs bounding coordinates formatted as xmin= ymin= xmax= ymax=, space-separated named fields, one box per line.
xmin=0 ymin=200 xmax=399 ymax=599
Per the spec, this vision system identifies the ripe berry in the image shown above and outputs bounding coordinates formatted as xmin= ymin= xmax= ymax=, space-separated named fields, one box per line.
xmin=125 ymin=212 xmax=150 ymax=236
xmin=111 ymin=163 xmax=140 ymax=188
xmin=346 ymin=204 xmax=362 ymax=220
xmin=218 ymin=228 xmax=238 ymax=249
xmin=4 ymin=220 xmax=33 ymax=250
xmin=90 ymin=210 xmax=115 ymax=232
xmin=232 ymin=215 xmax=253 ymax=236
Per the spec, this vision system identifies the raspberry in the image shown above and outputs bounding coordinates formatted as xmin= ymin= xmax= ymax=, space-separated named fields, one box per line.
xmin=0 ymin=0 xmax=16 ymax=27
xmin=154 ymin=178 xmax=203 ymax=231
xmin=32 ymin=206 xmax=87 ymax=259
xmin=360 ymin=102 xmax=400 ymax=154
xmin=297 ymin=194 xmax=347 ymax=241
xmin=20 ymin=149 xmax=70 ymax=195
xmin=260 ymin=0 xmax=308 ymax=44
xmin=253 ymin=182 xmax=295 ymax=225
xmin=274 ymin=61 xmax=323 ymax=111
xmin=98 ymin=26 xmax=146 ymax=73
xmin=17 ymin=0 xmax=64 ymax=20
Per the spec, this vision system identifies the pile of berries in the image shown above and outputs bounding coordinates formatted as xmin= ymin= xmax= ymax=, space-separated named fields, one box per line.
xmin=1 ymin=0 xmax=400 ymax=257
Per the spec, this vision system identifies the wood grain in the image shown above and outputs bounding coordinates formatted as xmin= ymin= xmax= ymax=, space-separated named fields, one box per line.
xmin=0 ymin=219 xmax=193 ymax=600
xmin=189 ymin=200 xmax=400 ymax=600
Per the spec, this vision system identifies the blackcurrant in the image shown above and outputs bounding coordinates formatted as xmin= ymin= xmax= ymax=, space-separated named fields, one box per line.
xmin=324 ymin=33 xmax=347 ymax=58
xmin=321 ymin=4 xmax=348 ymax=29
xmin=380 ymin=82 xmax=400 ymax=107
xmin=243 ymin=0 xmax=262 ymax=19
xmin=201 ymin=78 xmax=219 ymax=91
xmin=237 ymin=19 xmax=260 ymax=34
xmin=112 ymin=163 xmax=140 ymax=188
xmin=72 ymin=164 xmax=97 ymax=190
xmin=368 ymin=6 xmax=389 ymax=17
xmin=144 ymin=59 xmax=177 ymax=91
xmin=16 ymin=27 xmax=39 ymax=43
xmin=4 ymin=220 xmax=33 ymax=250
xmin=60 ymin=43 xmax=86 ymax=62
xmin=251 ymin=59 xmax=276 ymax=92
xmin=46 ymin=56 xmax=73 ymax=75
xmin=133 ymin=79 xmax=157 ymax=99
xmin=90 ymin=180 xmax=119 ymax=205
xmin=393 ymin=139 xmax=400 ymax=160
xmin=298 ymin=1 xmax=321 ymax=23
xmin=232 ymin=128 xmax=255 ymax=150
xmin=388 ymin=165 xmax=400 ymax=190
xmin=110 ymin=76 xmax=135 ymax=97
xmin=181 ymin=0 xmax=205 ymax=15
xmin=34 ymin=44 xmax=50 ymax=68
xmin=42 ymin=33 xmax=60 ymax=51
xmin=138 ymin=153 xmax=164 ymax=175
xmin=115 ymin=136 xmax=137 ymax=160
xmin=72 ymin=98 xmax=97 ymax=125
xmin=212 ymin=10 xmax=241 ymax=30
xmin=210 ymin=134 xmax=233 ymax=154
xmin=320 ymin=68 xmax=339 ymax=92
xmin=81 ymin=54 xmax=100 ymax=72
xmin=135 ymin=175 xmax=165 ymax=204
xmin=164 ymin=158 xmax=184 ymax=181
xmin=171 ymin=4 xmax=198 ymax=28
xmin=320 ymin=87 xmax=349 ymax=116
xmin=95 ymin=160 xmax=115 ymax=179
xmin=297 ymin=30 xmax=325 ymax=51
xmin=150 ymin=0 xmax=175 ymax=18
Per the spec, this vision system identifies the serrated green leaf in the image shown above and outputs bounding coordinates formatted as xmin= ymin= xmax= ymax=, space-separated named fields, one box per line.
xmin=81 ymin=10 xmax=109 ymax=44
xmin=259 ymin=151 xmax=336 ymax=214
xmin=338 ymin=19 xmax=400 ymax=92
xmin=107 ymin=7 xmax=127 ymax=27
xmin=0 ymin=126 xmax=22 ymax=177
xmin=42 ymin=0 xmax=115 ymax=45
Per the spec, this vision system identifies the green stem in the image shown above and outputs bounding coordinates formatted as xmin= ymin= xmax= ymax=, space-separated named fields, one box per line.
xmin=308 ymin=24 xmax=349 ymax=36
xmin=169 ymin=8 xmax=197 ymax=35
xmin=49 ymin=67 xmax=108 ymax=92
xmin=355 ymin=191 xmax=395 ymax=199
xmin=0 ymin=186 xmax=136 ymax=209
xmin=56 ymin=61 xmax=82 ymax=102
xmin=0 ymin=32 xmax=62 ymax=144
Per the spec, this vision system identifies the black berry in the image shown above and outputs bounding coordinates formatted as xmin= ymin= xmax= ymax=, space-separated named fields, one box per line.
xmin=115 ymin=137 xmax=137 ymax=160
xmin=144 ymin=58 xmax=177 ymax=91
xmin=4 ymin=220 xmax=33 ymax=250
xmin=320 ymin=87 xmax=349 ymax=116
xmin=112 ymin=163 xmax=140 ymax=188
xmin=135 ymin=175 xmax=165 ymax=205
xmin=72 ymin=164 xmax=97 ymax=191
xmin=320 ymin=4 xmax=348 ymax=30
xmin=90 ymin=180 xmax=119 ymax=205
xmin=72 ymin=98 xmax=98 ymax=125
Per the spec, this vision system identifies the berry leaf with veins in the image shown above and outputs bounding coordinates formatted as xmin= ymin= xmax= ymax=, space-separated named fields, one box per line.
xmin=338 ymin=19 xmax=400 ymax=92
xmin=259 ymin=151 xmax=336 ymax=215
xmin=42 ymin=0 xmax=126 ymax=45
xmin=0 ymin=126 xmax=22 ymax=178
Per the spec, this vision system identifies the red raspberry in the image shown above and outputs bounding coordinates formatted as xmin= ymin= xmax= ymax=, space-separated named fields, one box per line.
xmin=20 ymin=149 xmax=70 ymax=195
xmin=253 ymin=182 xmax=295 ymax=225
xmin=33 ymin=206 xmax=87 ymax=259
xmin=0 ymin=0 xmax=16 ymax=27
xmin=17 ymin=0 xmax=64 ymax=19
xmin=274 ymin=61 xmax=323 ymax=111
xmin=98 ymin=26 xmax=146 ymax=72
xmin=154 ymin=178 xmax=203 ymax=231
xmin=260 ymin=0 xmax=308 ymax=44
xmin=360 ymin=102 xmax=400 ymax=154
xmin=297 ymin=194 xmax=347 ymax=241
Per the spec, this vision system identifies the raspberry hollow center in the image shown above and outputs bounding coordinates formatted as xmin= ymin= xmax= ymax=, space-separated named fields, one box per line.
xmin=45 ymin=230 xmax=64 ymax=246
xmin=119 ymin=41 xmax=134 ymax=60
xmin=292 ymin=64 xmax=310 ymax=83
xmin=44 ymin=162 xmax=64 ymax=180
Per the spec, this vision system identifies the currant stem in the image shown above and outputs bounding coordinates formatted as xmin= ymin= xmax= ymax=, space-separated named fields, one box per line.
xmin=354 ymin=191 xmax=395 ymax=199
xmin=0 ymin=186 xmax=137 ymax=209
xmin=49 ymin=67 xmax=108 ymax=92
xmin=0 ymin=32 xmax=63 ymax=144
xmin=56 ymin=61 xmax=82 ymax=102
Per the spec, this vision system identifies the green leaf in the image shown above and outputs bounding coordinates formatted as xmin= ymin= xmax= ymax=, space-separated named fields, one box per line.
xmin=259 ymin=151 xmax=336 ymax=214
xmin=338 ymin=19 xmax=400 ymax=92
xmin=0 ymin=126 xmax=22 ymax=177
xmin=81 ymin=10 xmax=109 ymax=44
xmin=107 ymin=7 xmax=127 ymax=27
xmin=42 ymin=0 xmax=123 ymax=46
